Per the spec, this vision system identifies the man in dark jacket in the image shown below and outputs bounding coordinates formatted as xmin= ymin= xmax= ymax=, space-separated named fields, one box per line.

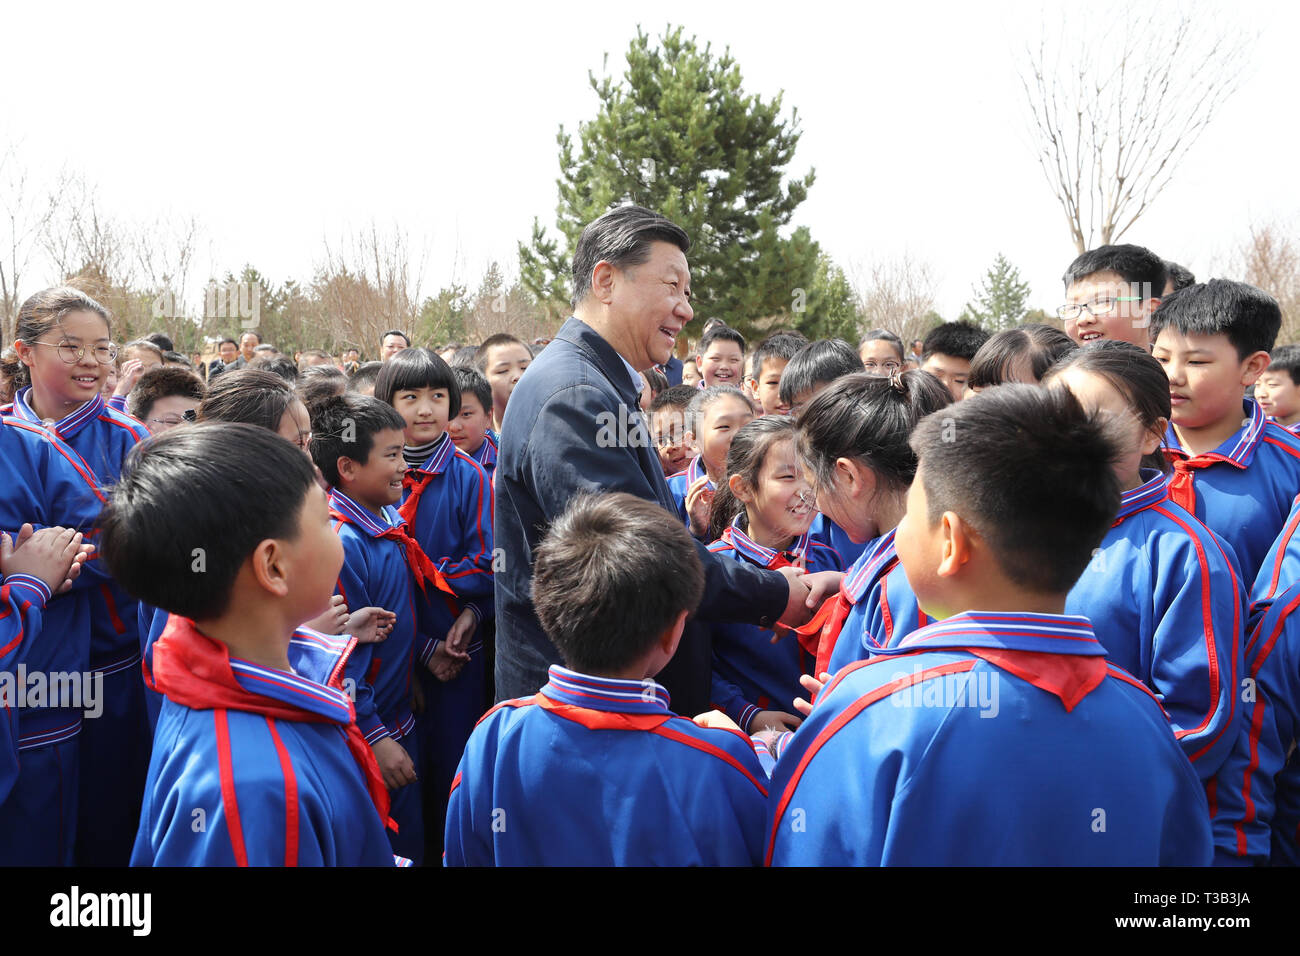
xmin=495 ymin=205 xmax=821 ymax=711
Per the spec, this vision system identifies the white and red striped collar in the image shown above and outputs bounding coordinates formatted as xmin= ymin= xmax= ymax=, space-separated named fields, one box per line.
xmin=410 ymin=431 xmax=455 ymax=475
xmin=328 ymin=488 xmax=398 ymax=537
xmin=11 ymin=387 xmax=104 ymax=440
xmin=541 ymin=665 xmax=671 ymax=714
xmin=722 ymin=517 xmax=809 ymax=566
xmin=1113 ymin=469 xmax=1169 ymax=523
xmin=843 ymin=530 xmax=899 ymax=604
xmin=1164 ymin=398 xmax=1266 ymax=468
xmin=877 ymin=610 xmax=1105 ymax=657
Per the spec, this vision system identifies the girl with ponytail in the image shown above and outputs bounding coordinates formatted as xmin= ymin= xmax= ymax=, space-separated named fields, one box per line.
xmin=705 ymin=416 xmax=844 ymax=733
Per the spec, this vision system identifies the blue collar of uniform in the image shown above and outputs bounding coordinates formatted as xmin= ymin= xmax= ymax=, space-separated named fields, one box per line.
xmin=873 ymin=610 xmax=1106 ymax=657
xmin=473 ymin=430 xmax=498 ymax=469
xmin=411 ymin=431 xmax=454 ymax=475
xmin=686 ymin=455 xmax=712 ymax=489
xmin=327 ymin=488 xmax=398 ymax=537
xmin=723 ymin=517 xmax=809 ymax=566
xmin=13 ymin=386 xmax=104 ymax=439
xmin=1114 ymin=468 xmax=1169 ymax=522
xmin=540 ymin=665 xmax=671 ymax=714
xmin=288 ymin=627 xmax=354 ymax=688
xmin=1164 ymin=398 xmax=1265 ymax=468
xmin=227 ymin=652 xmax=354 ymax=723
xmin=843 ymin=529 xmax=898 ymax=603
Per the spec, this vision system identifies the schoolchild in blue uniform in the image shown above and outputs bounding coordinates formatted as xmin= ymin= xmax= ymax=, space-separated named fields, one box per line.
xmin=1152 ymin=280 xmax=1300 ymax=584
xmin=1046 ymin=342 xmax=1246 ymax=782
xmin=779 ymin=338 xmax=873 ymax=565
xmin=5 ymin=287 xmax=151 ymax=866
xmin=375 ymin=349 xmax=493 ymax=858
xmin=1255 ymin=496 xmax=1300 ymax=613
xmin=766 ymin=386 xmax=1212 ymax=865
xmin=703 ymin=417 xmax=843 ymax=732
xmin=0 ymin=412 xmax=107 ymax=864
xmin=137 ymin=371 xmax=395 ymax=730
xmin=448 ymin=366 xmax=499 ymax=482
xmin=1210 ymin=583 xmax=1300 ymax=864
xmin=99 ymin=423 xmax=402 ymax=867
xmin=665 ymin=385 xmax=754 ymax=538
xmin=786 ymin=372 xmax=951 ymax=679
xmin=0 ymin=526 xmax=92 ymax=814
xmin=312 ymin=394 xmax=454 ymax=864
xmin=1254 ymin=344 xmax=1300 ymax=435
xmin=445 ymin=492 xmax=768 ymax=866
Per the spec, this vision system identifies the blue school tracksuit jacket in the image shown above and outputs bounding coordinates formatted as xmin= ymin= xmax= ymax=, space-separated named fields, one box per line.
xmin=806 ymin=530 xmax=928 ymax=680
xmin=1252 ymin=493 xmax=1300 ymax=613
xmin=132 ymin=616 xmax=401 ymax=866
xmin=808 ymin=513 xmax=868 ymax=567
xmin=1065 ymin=470 xmax=1246 ymax=782
xmin=0 ymin=574 xmax=53 ymax=807
xmin=444 ymin=666 xmax=770 ymax=866
xmin=466 ymin=429 xmax=498 ymax=483
xmin=7 ymin=389 xmax=152 ymax=865
xmin=328 ymin=490 xmax=424 ymax=862
xmin=766 ymin=611 xmax=1213 ymax=866
xmin=1163 ymin=399 xmax=1300 ymax=585
xmin=1211 ymin=583 xmax=1300 ymax=865
xmin=397 ymin=431 xmax=494 ymax=853
xmin=708 ymin=523 xmax=844 ymax=730
xmin=0 ymin=414 xmax=109 ymax=866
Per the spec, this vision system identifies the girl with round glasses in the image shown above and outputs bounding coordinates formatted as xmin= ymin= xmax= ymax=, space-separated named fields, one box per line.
xmin=5 ymin=286 xmax=152 ymax=867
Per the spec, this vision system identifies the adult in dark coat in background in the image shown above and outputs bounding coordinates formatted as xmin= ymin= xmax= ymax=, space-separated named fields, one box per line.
xmin=494 ymin=205 xmax=831 ymax=712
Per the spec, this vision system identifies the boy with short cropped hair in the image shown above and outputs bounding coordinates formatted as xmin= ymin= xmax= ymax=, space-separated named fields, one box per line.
xmin=312 ymin=394 xmax=453 ymax=864
xmin=776 ymin=339 xmax=862 ymax=416
xmin=697 ymin=326 xmax=745 ymax=389
xmin=445 ymin=492 xmax=768 ymax=866
xmin=474 ymin=333 xmax=532 ymax=431
xmin=1152 ymin=279 xmax=1300 ymax=583
xmin=1254 ymin=343 xmax=1300 ymax=432
xmin=766 ymin=385 xmax=1211 ymax=865
xmin=127 ymin=365 xmax=206 ymax=434
xmin=448 ymin=366 xmax=498 ymax=478
xmin=347 ymin=361 xmax=384 ymax=397
xmin=1059 ymin=243 xmax=1167 ymax=348
xmin=746 ymin=331 xmax=808 ymax=416
xmin=920 ymin=321 xmax=989 ymax=402
xmin=100 ymin=423 xmax=401 ymax=866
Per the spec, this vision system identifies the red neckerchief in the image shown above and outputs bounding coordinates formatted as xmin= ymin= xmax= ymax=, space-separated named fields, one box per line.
xmin=1164 ymin=451 xmax=1225 ymax=514
xmin=150 ymin=615 xmax=395 ymax=830
xmin=791 ymin=586 xmax=854 ymax=679
xmin=397 ymin=471 xmax=431 ymax=527
xmin=966 ymin=648 xmax=1106 ymax=712
xmin=330 ymin=506 xmax=456 ymax=601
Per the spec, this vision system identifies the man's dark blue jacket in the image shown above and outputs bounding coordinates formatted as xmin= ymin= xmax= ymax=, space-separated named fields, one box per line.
xmin=494 ymin=317 xmax=789 ymax=711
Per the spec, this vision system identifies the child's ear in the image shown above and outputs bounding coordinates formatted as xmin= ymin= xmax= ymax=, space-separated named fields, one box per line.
xmin=728 ymin=472 xmax=752 ymax=504
xmin=1242 ymin=350 xmax=1272 ymax=386
xmin=834 ymin=457 xmax=875 ymax=502
xmin=1142 ymin=418 xmax=1169 ymax=457
xmin=335 ymin=455 xmax=359 ymax=485
xmin=936 ymin=511 xmax=974 ymax=579
xmin=660 ymin=609 xmax=690 ymax=659
xmin=248 ymin=539 xmax=291 ymax=598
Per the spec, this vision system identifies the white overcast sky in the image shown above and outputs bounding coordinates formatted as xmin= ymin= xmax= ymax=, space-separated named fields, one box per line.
xmin=3 ymin=0 xmax=1295 ymax=321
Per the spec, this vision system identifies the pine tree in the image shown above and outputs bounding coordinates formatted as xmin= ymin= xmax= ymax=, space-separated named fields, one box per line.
xmin=961 ymin=254 xmax=1032 ymax=331
xmin=518 ymin=25 xmax=820 ymax=340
